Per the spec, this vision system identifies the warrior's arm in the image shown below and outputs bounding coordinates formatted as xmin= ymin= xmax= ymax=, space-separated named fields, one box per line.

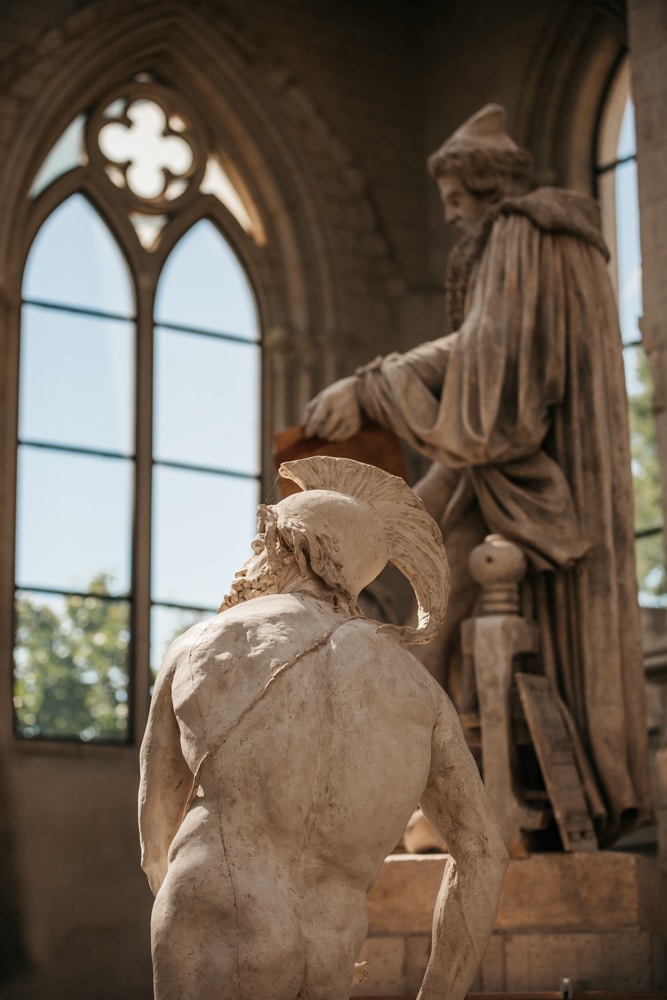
xmin=418 ymin=694 xmax=508 ymax=1000
xmin=138 ymin=638 xmax=193 ymax=896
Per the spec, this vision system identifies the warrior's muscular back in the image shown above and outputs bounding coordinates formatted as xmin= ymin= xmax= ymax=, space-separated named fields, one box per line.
xmin=145 ymin=592 xmax=442 ymax=1000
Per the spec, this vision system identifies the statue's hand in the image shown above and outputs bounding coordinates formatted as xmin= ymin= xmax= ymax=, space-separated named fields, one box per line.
xmin=303 ymin=376 xmax=363 ymax=441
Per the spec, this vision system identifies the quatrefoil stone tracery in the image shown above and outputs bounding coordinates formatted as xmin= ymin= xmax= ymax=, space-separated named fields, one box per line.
xmin=98 ymin=100 xmax=194 ymax=202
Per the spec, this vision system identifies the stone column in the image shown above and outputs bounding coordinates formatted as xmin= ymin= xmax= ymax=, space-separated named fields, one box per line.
xmin=628 ymin=0 xmax=667 ymax=536
xmin=628 ymin=0 xmax=667 ymax=869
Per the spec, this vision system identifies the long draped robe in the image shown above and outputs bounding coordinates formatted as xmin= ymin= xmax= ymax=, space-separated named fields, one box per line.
xmin=357 ymin=188 xmax=652 ymax=844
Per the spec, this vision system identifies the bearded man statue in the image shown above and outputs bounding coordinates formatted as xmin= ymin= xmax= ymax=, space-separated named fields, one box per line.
xmin=303 ymin=104 xmax=652 ymax=847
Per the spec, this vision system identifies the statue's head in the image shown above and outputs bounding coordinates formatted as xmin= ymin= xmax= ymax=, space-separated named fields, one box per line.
xmin=270 ymin=489 xmax=389 ymax=601
xmin=428 ymin=104 xmax=532 ymax=233
xmin=220 ymin=457 xmax=449 ymax=647
xmin=220 ymin=491 xmax=386 ymax=615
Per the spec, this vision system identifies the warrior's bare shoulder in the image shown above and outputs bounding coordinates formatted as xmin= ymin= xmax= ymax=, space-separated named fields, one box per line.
xmin=152 ymin=619 xmax=211 ymax=691
xmin=326 ymin=617 xmax=444 ymax=713
xmin=163 ymin=593 xmax=351 ymax=680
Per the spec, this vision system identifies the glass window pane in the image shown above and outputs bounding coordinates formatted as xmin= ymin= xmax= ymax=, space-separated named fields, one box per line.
xmin=617 ymin=98 xmax=637 ymax=161
xmin=154 ymin=327 xmax=259 ymax=473
xmin=152 ymin=465 xmax=258 ymax=608
xmin=14 ymin=589 xmax=131 ymax=742
xmin=16 ymin=446 xmax=133 ymax=595
xmin=635 ymin=531 xmax=667 ymax=608
xmin=201 ymin=159 xmax=255 ymax=236
xmin=29 ymin=115 xmax=86 ymax=200
xmin=155 ymin=219 xmax=258 ymax=339
xmin=19 ymin=305 xmax=134 ymax=454
xmin=150 ymin=604 xmax=212 ymax=678
xmin=624 ymin=346 xmax=662 ymax=536
xmin=23 ymin=194 xmax=133 ymax=317
xmin=615 ymin=158 xmax=642 ymax=345
xmin=99 ymin=99 xmax=194 ymax=202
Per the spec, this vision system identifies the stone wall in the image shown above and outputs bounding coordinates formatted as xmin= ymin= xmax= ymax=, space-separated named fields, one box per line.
xmin=2 ymin=1 xmax=664 ymax=996
xmin=353 ymin=853 xmax=667 ymax=994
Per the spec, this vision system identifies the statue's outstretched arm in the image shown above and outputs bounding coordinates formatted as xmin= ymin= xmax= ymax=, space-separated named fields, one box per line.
xmin=418 ymin=694 xmax=508 ymax=1000
xmin=138 ymin=640 xmax=192 ymax=896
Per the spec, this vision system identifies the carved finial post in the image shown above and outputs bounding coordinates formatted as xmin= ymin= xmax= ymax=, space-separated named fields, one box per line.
xmin=461 ymin=534 xmax=547 ymax=855
xmin=466 ymin=534 xmax=599 ymax=856
xmin=468 ymin=534 xmax=526 ymax=616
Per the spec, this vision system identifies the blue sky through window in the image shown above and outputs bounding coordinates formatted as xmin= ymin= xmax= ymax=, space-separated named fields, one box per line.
xmin=23 ymin=194 xmax=134 ymax=316
xmin=18 ymin=196 xmax=261 ymax=677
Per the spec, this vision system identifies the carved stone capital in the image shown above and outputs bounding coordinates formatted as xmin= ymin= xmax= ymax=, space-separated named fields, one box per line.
xmin=468 ymin=534 xmax=527 ymax=616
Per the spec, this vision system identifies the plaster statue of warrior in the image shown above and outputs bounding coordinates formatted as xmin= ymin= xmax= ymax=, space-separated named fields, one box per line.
xmin=303 ymin=104 xmax=652 ymax=846
xmin=139 ymin=456 xmax=508 ymax=1000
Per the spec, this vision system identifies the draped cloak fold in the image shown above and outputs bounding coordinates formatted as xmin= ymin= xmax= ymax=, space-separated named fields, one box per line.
xmin=356 ymin=188 xmax=652 ymax=844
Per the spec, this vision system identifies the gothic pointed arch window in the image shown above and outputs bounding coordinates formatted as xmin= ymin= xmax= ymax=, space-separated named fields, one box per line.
xmin=13 ymin=78 xmax=264 ymax=743
xmin=596 ymin=56 xmax=665 ymax=609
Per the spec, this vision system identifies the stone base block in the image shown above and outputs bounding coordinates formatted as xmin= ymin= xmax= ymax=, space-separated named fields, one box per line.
xmin=351 ymin=852 xmax=667 ymax=996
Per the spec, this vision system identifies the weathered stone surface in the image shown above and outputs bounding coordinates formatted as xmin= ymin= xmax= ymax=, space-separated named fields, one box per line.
xmin=140 ymin=458 xmax=507 ymax=1000
xmin=2 ymin=9 xmax=666 ymax=999
xmin=477 ymin=933 xmax=506 ymax=990
xmin=367 ymin=851 xmax=667 ymax=938
xmin=503 ymin=931 xmax=652 ymax=990
xmin=359 ymin=852 xmax=667 ymax=992
xmin=497 ymin=853 xmax=663 ymax=932
xmin=404 ymin=935 xmax=432 ymax=992
xmin=365 ymin=855 xmax=446 ymax=935
xmin=351 ymin=937 xmax=407 ymax=996
xmin=651 ymin=931 xmax=667 ymax=989
xmin=462 ymin=613 xmax=547 ymax=856
xmin=303 ymin=104 xmax=652 ymax=850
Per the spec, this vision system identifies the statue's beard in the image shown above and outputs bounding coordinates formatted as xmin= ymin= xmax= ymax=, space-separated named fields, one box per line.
xmin=218 ymin=559 xmax=282 ymax=613
xmin=445 ymin=206 xmax=498 ymax=329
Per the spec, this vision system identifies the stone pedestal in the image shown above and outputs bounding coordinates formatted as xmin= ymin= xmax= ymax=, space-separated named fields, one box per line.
xmin=351 ymin=852 xmax=667 ymax=996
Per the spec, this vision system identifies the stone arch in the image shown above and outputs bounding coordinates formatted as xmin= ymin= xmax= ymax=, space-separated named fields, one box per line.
xmin=0 ymin=0 xmax=403 ymax=433
xmin=0 ymin=3 xmax=329 ymax=337
xmin=0 ymin=4 xmax=408 ymax=721
xmin=515 ymin=0 xmax=627 ymax=193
